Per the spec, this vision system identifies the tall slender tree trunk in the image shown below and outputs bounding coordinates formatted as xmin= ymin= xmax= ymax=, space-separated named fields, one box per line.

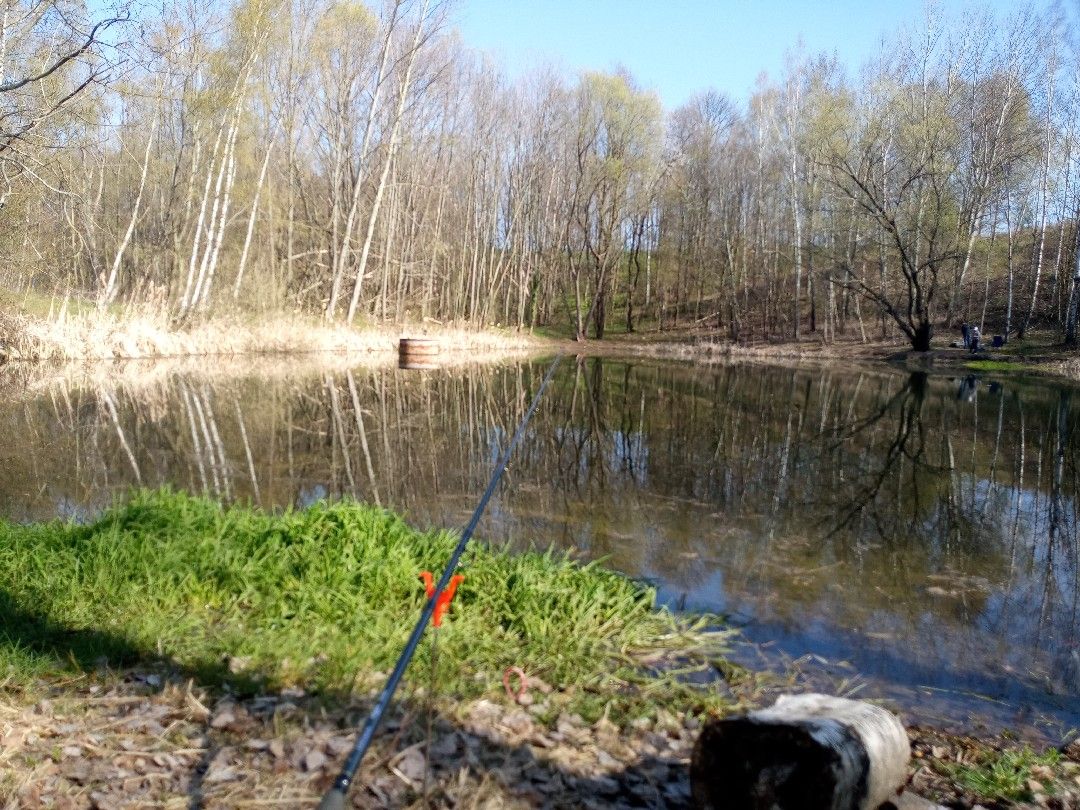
xmin=1004 ymin=188 xmax=1018 ymax=343
xmin=1065 ymin=209 xmax=1080 ymax=346
xmin=980 ymin=200 xmax=997 ymax=332
xmin=196 ymin=118 xmax=242 ymax=309
xmin=101 ymin=120 xmax=158 ymax=306
xmin=325 ymin=0 xmax=400 ymax=320
xmin=790 ymin=156 xmax=803 ymax=340
xmin=234 ymin=127 xmax=278 ymax=299
xmin=178 ymin=125 xmax=227 ymax=316
xmin=1019 ymin=54 xmax=1056 ymax=339
xmin=346 ymin=0 xmax=430 ymax=324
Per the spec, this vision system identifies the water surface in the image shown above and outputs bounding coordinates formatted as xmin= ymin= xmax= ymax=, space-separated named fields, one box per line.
xmin=2 ymin=357 xmax=1078 ymax=741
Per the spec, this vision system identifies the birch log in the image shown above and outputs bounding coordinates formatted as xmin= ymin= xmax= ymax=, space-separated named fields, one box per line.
xmin=690 ymin=694 xmax=910 ymax=810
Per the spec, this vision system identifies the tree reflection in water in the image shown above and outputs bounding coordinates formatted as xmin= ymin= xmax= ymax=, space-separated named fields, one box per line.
xmin=0 ymin=358 xmax=1077 ymax=738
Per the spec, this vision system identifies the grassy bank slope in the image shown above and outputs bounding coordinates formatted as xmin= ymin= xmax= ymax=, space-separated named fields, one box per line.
xmin=3 ymin=493 xmax=1079 ymax=806
xmin=0 ymin=490 xmax=725 ymax=722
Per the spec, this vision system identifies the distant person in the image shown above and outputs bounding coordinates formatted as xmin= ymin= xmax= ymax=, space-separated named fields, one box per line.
xmin=969 ymin=325 xmax=981 ymax=354
xmin=961 ymin=322 xmax=970 ymax=350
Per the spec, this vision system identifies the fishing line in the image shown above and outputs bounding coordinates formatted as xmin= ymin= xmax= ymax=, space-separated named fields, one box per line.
xmin=319 ymin=353 xmax=563 ymax=809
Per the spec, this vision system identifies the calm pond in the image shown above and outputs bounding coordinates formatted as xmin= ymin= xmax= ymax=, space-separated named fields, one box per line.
xmin=2 ymin=356 xmax=1078 ymax=742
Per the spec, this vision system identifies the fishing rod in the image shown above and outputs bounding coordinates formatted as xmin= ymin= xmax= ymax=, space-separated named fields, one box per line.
xmin=319 ymin=353 xmax=564 ymax=810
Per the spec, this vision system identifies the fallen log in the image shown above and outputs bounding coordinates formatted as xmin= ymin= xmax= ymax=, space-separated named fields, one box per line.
xmin=690 ymin=693 xmax=910 ymax=810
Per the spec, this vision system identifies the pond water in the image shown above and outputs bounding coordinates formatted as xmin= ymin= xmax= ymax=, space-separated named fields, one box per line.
xmin=2 ymin=356 xmax=1078 ymax=742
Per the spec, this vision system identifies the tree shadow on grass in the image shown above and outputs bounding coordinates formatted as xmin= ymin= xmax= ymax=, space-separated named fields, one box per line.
xmin=0 ymin=591 xmax=695 ymax=809
xmin=0 ymin=589 xmax=231 ymax=687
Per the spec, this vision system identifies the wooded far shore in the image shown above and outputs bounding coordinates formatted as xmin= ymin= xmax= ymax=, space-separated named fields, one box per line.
xmin=4 ymin=1 xmax=1080 ymax=355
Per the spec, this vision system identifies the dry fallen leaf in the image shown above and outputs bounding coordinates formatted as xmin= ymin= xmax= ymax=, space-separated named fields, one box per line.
xmin=210 ymin=711 xmax=235 ymax=729
xmin=303 ymin=749 xmax=327 ymax=772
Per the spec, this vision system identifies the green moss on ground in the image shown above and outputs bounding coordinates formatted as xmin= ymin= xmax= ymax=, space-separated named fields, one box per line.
xmin=965 ymin=359 xmax=1030 ymax=372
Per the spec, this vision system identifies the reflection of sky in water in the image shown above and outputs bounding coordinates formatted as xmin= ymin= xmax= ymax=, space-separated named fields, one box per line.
xmin=649 ymin=462 xmax=1080 ymax=738
xmin=2 ymin=359 xmax=1079 ymax=741
xmin=51 ymin=495 xmax=96 ymax=524
xmin=297 ymin=484 xmax=328 ymax=509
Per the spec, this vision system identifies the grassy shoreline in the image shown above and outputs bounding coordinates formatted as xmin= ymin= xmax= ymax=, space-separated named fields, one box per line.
xmin=0 ymin=489 xmax=732 ymax=806
xmin=0 ymin=490 xmax=729 ymax=722
xmin=2 ymin=302 xmax=1078 ymax=388
xmin=558 ymin=329 xmax=1080 ymax=384
xmin=2 ymin=492 xmax=1079 ymax=806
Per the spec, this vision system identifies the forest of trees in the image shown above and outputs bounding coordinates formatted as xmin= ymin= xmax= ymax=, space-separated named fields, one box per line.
xmin=2 ymin=0 xmax=1080 ymax=350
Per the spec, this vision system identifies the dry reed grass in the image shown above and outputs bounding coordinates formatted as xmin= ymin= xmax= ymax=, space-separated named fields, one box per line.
xmin=1045 ymin=356 xmax=1080 ymax=381
xmin=0 ymin=308 xmax=549 ymax=364
xmin=0 ymin=310 xmax=555 ymax=399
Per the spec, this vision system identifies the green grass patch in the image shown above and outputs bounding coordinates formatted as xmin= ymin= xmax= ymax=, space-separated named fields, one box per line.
xmin=945 ymin=746 xmax=1060 ymax=801
xmin=529 ymin=324 xmax=567 ymax=340
xmin=0 ymin=490 xmax=728 ymax=722
xmin=965 ymin=359 xmax=1029 ymax=373
xmin=0 ymin=284 xmax=103 ymax=320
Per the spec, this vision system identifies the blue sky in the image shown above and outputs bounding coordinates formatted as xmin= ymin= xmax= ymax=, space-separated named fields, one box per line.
xmin=453 ymin=0 xmax=1051 ymax=109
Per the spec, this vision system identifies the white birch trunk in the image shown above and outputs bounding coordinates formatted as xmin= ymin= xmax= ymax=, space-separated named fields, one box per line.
xmin=325 ymin=0 xmax=401 ymax=320
xmin=101 ymin=119 xmax=158 ymax=306
xmin=233 ymin=128 xmax=277 ymax=299
xmin=197 ymin=118 xmax=242 ymax=309
xmin=179 ymin=125 xmax=227 ymax=317
xmin=345 ymin=0 xmax=431 ymax=324
xmin=190 ymin=111 xmax=240 ymax=311
xmin=1020 ymin=51 xmax=1056 ymax=339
